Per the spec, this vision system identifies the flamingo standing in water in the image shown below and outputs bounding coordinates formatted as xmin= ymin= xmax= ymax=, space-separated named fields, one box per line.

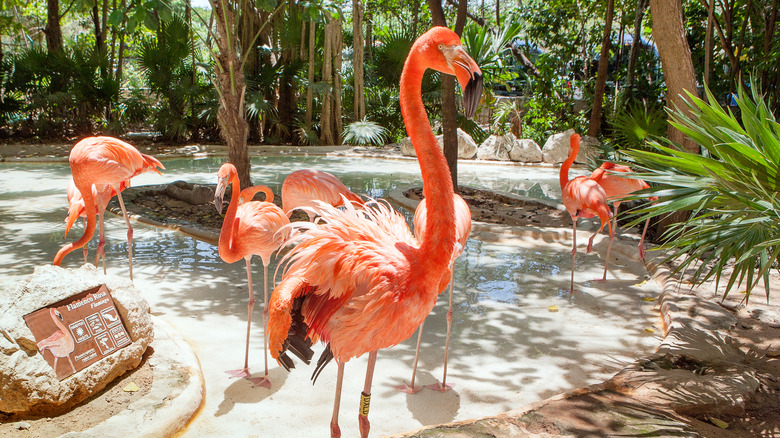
xmin=589 ymin=162 xmax=656 ymax=279
xmin=560 ymin=134 xmax=613 ymax=292
xmin=65 ymin=178 xmax=130 ymax=269
xmin=397 ymin=194 xmax=471 ymax=393
xmin=53 ymin=136 xmax=164 ymax=281
xmin=37 ymin=308 xmax=76 ymax=377
xmin=268 ymin=27 xmax=482 ymax=438
xmin=281 ymin=169 xmax=364 ymax=221
xmin=215 ymin=163 xmax=290 ymax=388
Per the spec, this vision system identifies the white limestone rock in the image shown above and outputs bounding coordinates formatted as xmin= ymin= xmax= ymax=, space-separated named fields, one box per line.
xmin=477 ymin=134 xmax=512 ymax=161
xmin=576 ymin=135 xmax=602 ymax=163
xmin=0 ymin=264 xmax=153 ymax=415
xmin=400 ymin=128 xmax=478 ymax=159
xmin=541 ymin=129 xmax=575 ymax=163
xmin=508 ymin=137 xmax=543 ymax=163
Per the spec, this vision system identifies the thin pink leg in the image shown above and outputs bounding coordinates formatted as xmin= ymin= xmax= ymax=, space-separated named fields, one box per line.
xmin=81 ymin=217 xmax=89 ymax=263
xmin=638 ymin=217 xmax=650 ymax=260
xmin=395 ymin=322 xmax=423 ymax=393
xmin=358 ymin=351 xmax=378 ymax=438
xmin=331 ymin=361 xmax=345 ymax=438
xmin=570 ymin=219 xmax=578 ymax=293
xmin=114 ymin=189 xmax=133 ymax=281
xmin=249 ymin=263 xmax=272 ymax=388
xmin=95 ymin=193 xmax=107 ymax=274
xmin=226 ymin=258 xmax=258 ymax=385
xmin=427 ymin=273 xmax=455 ymax=391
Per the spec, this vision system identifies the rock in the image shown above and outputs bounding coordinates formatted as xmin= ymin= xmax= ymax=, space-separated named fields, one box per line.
xmin=400 ymin=128 xmax=478 ymax=159
xmin=166 ymin=180 xmax=214 ymax=205
xmin=508 ymin=136 xmax=543 ymax=162
xmin=541 ymin=129 xmax=575 ymax=163
xmin=0 ymin=264 xmax=153 ymax=415
xmin=477 ymin=134 xmax=512 ymax=161
xmin=576 ymin=135 xmax=602 ymax=163
xmin=541 ymin=130 xmax=603 ymax=164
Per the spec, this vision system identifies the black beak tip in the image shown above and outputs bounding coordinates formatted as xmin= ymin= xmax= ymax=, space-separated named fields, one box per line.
xmin=464 ymin=72 xmax=483 ymax=119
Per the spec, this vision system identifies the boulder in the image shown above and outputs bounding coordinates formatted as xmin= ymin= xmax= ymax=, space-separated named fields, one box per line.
xmin=541 ymin=129 xmax=575 ymax=163
xmin=576 ymin=135 xmax=602 ymax=163
xmin=508 ymin=137 xmax=543 ymax=163
xmin=0 ymin=264 xmax=153 ymax=415
xmin=400 ymin=128 xmax=478 ymax=159
xmin=477 ymin=134 xmax=512 ymax=161
xmin=166 ymin=180 xmax=214 ymax=205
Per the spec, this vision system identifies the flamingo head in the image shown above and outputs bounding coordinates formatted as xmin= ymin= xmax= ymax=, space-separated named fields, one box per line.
xmin=214 ymin=163 xmax=237 ymax=215
xmin=418 ymin=27 xmax=483 ymax=118
xmin=568 ymin=133 xmax=581 ymax=157
xmin=51 ymin=308 xmax=64 ymax=321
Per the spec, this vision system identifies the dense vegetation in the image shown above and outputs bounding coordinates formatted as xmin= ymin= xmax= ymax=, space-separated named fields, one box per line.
xmin=1 ymin=0 xmax=777 ymax=148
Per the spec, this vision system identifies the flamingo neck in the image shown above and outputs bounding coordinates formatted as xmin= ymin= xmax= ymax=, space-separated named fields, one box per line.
xmin=400 ymin=55 xmax=455 ymax=278
xmin=54 ymin=180 xmax=96 ymax=266
xmin=219 ymin=173 xmax=242 ymax=263
xmin=560 ymin=139 xmax=579 ymax=190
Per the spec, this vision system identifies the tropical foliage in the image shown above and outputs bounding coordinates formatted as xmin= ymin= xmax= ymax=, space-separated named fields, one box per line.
xmin=626 ymin=80 xmax=780 ymax=301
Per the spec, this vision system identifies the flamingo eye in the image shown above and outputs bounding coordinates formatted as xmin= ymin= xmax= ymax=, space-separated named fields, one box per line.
xmin=438 ymin=44 xmax=444 ymax=51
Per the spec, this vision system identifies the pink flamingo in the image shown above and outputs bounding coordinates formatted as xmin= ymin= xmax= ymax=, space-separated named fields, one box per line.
xmin=281 ymin=169 xmax=364 ymax=221
xmin=37 ymin=308 xmax=76 ymax=377
xmin=268 ymin=27 xmax=482 ymax=438
xmin=215 ymin=163 xmax=290 ymax=388
xmin=397 ymin=194 xmax=471 ymax=393
xmin=54 ymin=136 xmax=164 ymax=281
xmin=589 ymin=162 xmax=657 ymax=279
xmin=560 ymin=134 xmax=613 ymax=292
xmin=65 ymin=178 xmax=130 ymax=269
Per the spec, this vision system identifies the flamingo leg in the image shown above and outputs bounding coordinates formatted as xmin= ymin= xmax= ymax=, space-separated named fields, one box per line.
xmin=95 ymin=191 xmax=107 ymax=274
xmin=113 ymin=189 xmax=133 ymax=281
xmin=331 ymin=361 xmax=345 ymax=438
xmin=598 ymin=204 xmax=619 ymax=282
xmin=250 ymin=263 xmax=272 ymax=389
xmin=395 ymin=322 xmax=423 ymax=393
xmin=227 ymin=258 xmax=253 ymax=379
xmin=570 ymin=218 xmax=578 ymax=293
xmin=428 ymin=273 xmax=455 ymax=392
xmin=81 ymin=217 xmax=89 ymax=263
xmin=358 ymin=351 xmax=378 ymax=438
xmin=638 ymin=217 xmax=651 ymax=260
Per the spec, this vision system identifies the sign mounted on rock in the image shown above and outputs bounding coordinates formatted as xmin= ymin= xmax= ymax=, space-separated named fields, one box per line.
xmin=24 ymin=284 xmax=132 ymax=380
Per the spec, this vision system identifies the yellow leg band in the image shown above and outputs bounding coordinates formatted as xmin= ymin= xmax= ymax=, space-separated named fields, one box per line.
xmin=360 ymin=391 xmax=371 ymax=416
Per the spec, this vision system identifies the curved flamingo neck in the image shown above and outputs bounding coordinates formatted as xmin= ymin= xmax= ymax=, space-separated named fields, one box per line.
xmin=560 ymin=136 xmax=580 ymax=190
xmin=54 ymin=182 xmax=96 ymax=266
xmin=219 ymin=172 xmax=242 ymax=263
xmin=400 ymin=51 xmax=455 ymax=275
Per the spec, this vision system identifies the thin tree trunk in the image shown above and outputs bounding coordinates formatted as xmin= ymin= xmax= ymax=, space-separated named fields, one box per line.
xmin=626 ymin=0 xmax=648 ymax=90
xmin=353 ymin=1 xmax=365 ymax=121
xmin=45 ymin=0 xmax=63 ymax=54
xmin=704 ymin=0 xmax=714 ymax=85
xmin=334 ymin=18 xmax=343 ymax=143
xmin=650 ymin=0 xmax=699 ymax=153
xmin=762 ymin=0 xmax=779 ymax=89
xmin=211 ymin=0 xmax=251 ymax=188
xmin=588 ymin=0 xmax=615 ymax=137
xmin=320 ymin=19 xmax=335 ymax=145
xmin=305 ymin=21 xmax=315 ymax=128
xmin=411 ymin=0 xmax=419 ymax=36
xmin=115 ymin=0 xmax=127 ymax=85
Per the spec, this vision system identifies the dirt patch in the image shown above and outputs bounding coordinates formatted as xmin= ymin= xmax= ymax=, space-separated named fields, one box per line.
xmin=0 ymin=349 xmax=154 ymax=436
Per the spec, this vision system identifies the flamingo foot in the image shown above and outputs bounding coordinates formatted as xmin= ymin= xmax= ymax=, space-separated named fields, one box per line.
xmin=591 ymin=278 xmax=607 ymax=283
xmin=226 ymin=368 xmax=250 ymax=379
xmin=248 ymin=375 xmax=272 ymax=389
xmin=330 ymin=421 xmax=341 ymax=438
xmin=358 ymin=414 xmax=370 ymax=438
xmin=394 ymin=382 xmax=422 ymax=394
xmin=639 ymin=246 xmax=646 ymax=260
xmin=425 ymin=381 xmax=454 ymax=392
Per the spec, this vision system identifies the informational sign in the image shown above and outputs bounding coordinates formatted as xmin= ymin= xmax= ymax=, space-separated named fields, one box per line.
xmin=23 ymin=284 xmax=132 ymax=380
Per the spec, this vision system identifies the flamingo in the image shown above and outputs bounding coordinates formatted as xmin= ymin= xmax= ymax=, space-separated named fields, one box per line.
xmin=281 ymin=169 xmax=364 ymax=221
xmin=396 ymin=194 xmax=471 ymax=393
xmin=589 ymin=162 xmax=657 ymax=279
xmin=65 ymin=178 xmax=130 ymax=269
xmin=37 ymin=308 xmax=76 ymax=377
xmin=560 ymin=133 xmax=613 ymax=293
xmin=215 ymin=163 xmax=290 ymax=388
xmin=53 ymin=136 xmax=164 ymax=281
xmin=267 ymin=27 xmax=482 ymax=438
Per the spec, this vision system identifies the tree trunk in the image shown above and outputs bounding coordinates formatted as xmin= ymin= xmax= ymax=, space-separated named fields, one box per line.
xmin=762 ymin=0 xmax=779 ymax=89
xmin=115 ymin=0 xmax=127 ymax=85
xmin=703 ymin=0 xmax=714 ymax=85
xmin=353 ymin=1 xmax=366 ymax=121
xmin=412 ymin=0 xmax=419 ymax=36
xmin=320 ymin=19 xmax=335 ymax=145
xmin=211 ymin=0 xmax=251 ymax=188
xmin=45 ymin=0 xmax=63 ymax=54
xmin=626 ymin=0 xmax=648 ymax=90
xmin=305 ymin=21 xmax=315 ymax=128
xmin=587 ymin=0 xmax=614 ymax=137
xmin=334 ymin=19 xmax=343 ymax=142
xmin=649 ymin=0 xmax=699 ymax=153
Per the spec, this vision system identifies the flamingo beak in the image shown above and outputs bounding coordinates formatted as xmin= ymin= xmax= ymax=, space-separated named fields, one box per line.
xmin=214 ymin=177 xmax=228 ymax=214
xmin=450 ymin=46 xmax=483 ymax=119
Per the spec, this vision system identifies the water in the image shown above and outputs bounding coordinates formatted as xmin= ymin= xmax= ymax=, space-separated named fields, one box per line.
xmin=0 ymin=154 xmax=660 ymax=437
